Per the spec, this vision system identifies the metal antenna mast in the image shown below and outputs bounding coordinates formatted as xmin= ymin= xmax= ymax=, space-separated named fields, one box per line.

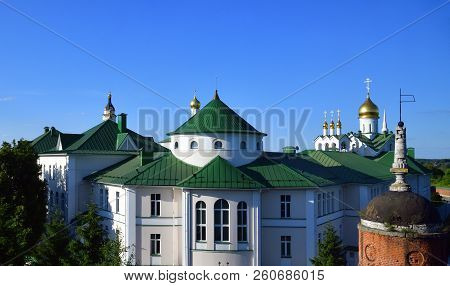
xmin=399 ymin=89 xmax=416 ymax=122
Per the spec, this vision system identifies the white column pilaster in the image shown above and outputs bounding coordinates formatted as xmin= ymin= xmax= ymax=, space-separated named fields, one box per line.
xmin=305 ymin=189 xmax=316 ymax=265
xmin=181 ymin=189 xmax=191 ymax=266
xmin=252 ymin=190 xmax=262 ymax=266
xmin=125 ymin=187 xmax=136 ymax=264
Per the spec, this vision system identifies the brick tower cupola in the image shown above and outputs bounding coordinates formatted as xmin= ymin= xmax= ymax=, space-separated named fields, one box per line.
xmin=358 ymin=121 xmax=448 ymax=266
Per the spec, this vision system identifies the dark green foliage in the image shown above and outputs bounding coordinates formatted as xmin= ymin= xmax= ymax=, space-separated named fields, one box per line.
xmin=310 ymin=224 xmax=346 ymax=266
xmin=0 ymin=140 xmax=47 ymax=265
xmin=100 ymin=230 xmax=124 ymax=266
xmin=66 ymin=204 xmax=107 ymax=265
xmin=30 ymin=211 xmax=71 ymax=265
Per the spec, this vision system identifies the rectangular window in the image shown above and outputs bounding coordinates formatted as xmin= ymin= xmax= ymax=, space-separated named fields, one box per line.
xmin=332 ymin=191 xmax=335 ymax=213
xmin=281 ymin=236 xmax=291 ymax=258
xmin=327 ymin=192 xmax=331 ymax=214
xmin=196 ymin=206 xmax=206 ymax=241
xmin=317 ymin=193 xmax=322 ymax=216
xmin=280 ymin=195 xmax=291 ymax=218
xmin=151 ymin=194 xmax=161 ymax=216
xmin=100 ymin=189 xmax=104 ymax=209
xmin=104 ymin=189 xmax=109 ymax=211
xmin=150 ymin=234 xmax=161 ymax=256
xmin=115 ymin=191 xmax=120 ymax=213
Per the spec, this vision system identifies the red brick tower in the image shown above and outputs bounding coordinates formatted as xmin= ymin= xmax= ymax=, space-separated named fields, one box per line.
xmin=358 ymin=121 xmax=447 ymax=266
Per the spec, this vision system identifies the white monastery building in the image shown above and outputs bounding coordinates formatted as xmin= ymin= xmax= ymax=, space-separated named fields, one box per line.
xmin=31 ymin=82 xmax=431 ymax=266
xmin=314 ymin=78 xmax=394 ymax=157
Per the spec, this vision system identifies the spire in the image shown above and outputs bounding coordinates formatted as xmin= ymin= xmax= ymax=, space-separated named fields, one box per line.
xmin=102 ymin=92 xmax=116 ymax=121
xmin=323 ymin=111 xmax=328 ymax=136
xmin=389 ymin=121 xmax=411 ymax=192
xmin=336 ymin=109 xmax=342 ymax=135
xmin=190 ymin=91 xmax=201 ymax=117
xmin=213 ymin=89 xmax=220 ymax=100
xmin=364 ymin=77 xmax=372 ymax=98
xmin=381 ymin=109 xmax=388 ymax=133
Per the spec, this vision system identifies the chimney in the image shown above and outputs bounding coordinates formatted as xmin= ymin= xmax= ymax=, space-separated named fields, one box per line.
xmin=118 ymin=113 xmax=127 ymax=133
xmin=44 ymin=126 xmax=50 ymax=133
xmin=139 ymin=149 xmax=154 ymax=166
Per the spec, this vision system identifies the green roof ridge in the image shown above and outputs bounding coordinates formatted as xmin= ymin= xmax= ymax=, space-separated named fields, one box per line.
xmin=168 ymin=95 xmax=265 ymax=135
xmin=178 ymin=155 xmax=264 ymax=189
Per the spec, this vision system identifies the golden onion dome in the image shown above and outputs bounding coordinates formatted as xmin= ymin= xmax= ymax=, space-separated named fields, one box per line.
xmin=323 ymin=121 xmax=328 ymax=129
xmin=190 ymin=96 xmax=201 ymax=109
xmin=336 ymin=120 xmax=342 ymax=128
xmin=358 ymin=96 xmax=379 ymax=119
xmin=329 ymin=120 xmax=335 ymax=128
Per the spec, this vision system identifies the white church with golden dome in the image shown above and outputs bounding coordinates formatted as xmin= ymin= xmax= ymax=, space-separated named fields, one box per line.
xmin=314 ymin=78 xmax=394 ymax=157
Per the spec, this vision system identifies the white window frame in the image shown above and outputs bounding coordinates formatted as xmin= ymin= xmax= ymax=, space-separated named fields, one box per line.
xmin=280 ymin=195 xmax=291 ymax=218
xmin=151 ymin=193 xmax=161 ymax=217
xmin=281 ymin=236 xmax=291 ymax=258
xmin=195 ymin=201 xmax=207 ymax=242
xmin=150 ymin=234 xmax=161 ymax=256
xmin=190 ymin=141 xmax=198 ymax=149
xmin=115 ymin=191 xmax=120 ymax=213
xmin=214 ymin=199 xmax=230 ymax=242
xmin=237 ymin=201 xmax=248 ymax=242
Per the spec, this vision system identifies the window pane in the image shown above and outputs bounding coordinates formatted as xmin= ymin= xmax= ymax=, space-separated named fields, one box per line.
xmin=201 ymin=226 xmax=206 ymax=241
xmin=243 ymin=227 xmax=247 ymax=241
xmin=157 ymin=203 xmax=161 ymax=216
xmin=243 ymin=211 xmax=247 ymax=224
xmin=237 ymin=211 xmax=242 ymax=225
xmin=287 ymin=203 xmax=291 ymax=218
xmin=201 ymin=210 xmax=206 ymax=224
xmin=238 ymin=227 xmax=242 ymax=241
xmin=196 ymin=210 xmax=200 ymax=224
xmin=214 ymin=226 xmax=221 ymax=241
xmin=287 ymin=242 xmax=291 ymax=256
xmin=214 ymin=210 xmax=220 ymax=224
xmin=281 ymin=242 xmax=285 ymax=257
xmin=223 ymin=211 xmax=229 ymax=224
xmin=223 ymin=227 xmax=229 ymax=241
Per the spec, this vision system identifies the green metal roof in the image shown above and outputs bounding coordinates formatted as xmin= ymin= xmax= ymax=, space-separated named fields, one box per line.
xmin=168 ymin=91 xmax=266 ymax=136
xmin=354 ymin=132 xmax=394 ymax=152
xmin=239 ymin=156 xmax=318 ymax=188
xmin=31 ymin=127 xmax=61 ymax=153
xmin=373 ymin=151 xmax=431 ymax=175
xmin=32 ymin=120 xmax=166 ymax=155
xmin=125 ymin=153 xmax=199 ymax=186
xmin=178 ymin=156 xmax=264 ymax=189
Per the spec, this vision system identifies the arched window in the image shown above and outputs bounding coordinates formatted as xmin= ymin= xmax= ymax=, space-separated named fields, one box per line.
xmin=362 ymin=125 xmax=365 ymax=133
xmin=190 ymin=141 xmax=198 ymax=149
xmin=214 ymin=199 xmax=229 ymax=242
xmin=174 ymin=142 xmax=179 ymax=149
xmin=341 ymin=142 xmax=346 ymax=150
xmin=325 ymin=143 xmax=329 ymax=151
xmin=318 ymin=143 xmax=322 ymax=150
xmin=256 ymin=142 xmax=261 ymax=151
xmin=369 ymin=124 xmax=372 ymax=133
xmin=331 ymin=143 xmax=336 ymax=150
xmin=240 ymin=141 xmax=246 ymax=150
xmin=237 ymin=202 xmax=247 ymax=242
xmin=196 ymin=201 xmax=206 ymax=241
xmin=214 ymin=141 xmax=223 ymax=149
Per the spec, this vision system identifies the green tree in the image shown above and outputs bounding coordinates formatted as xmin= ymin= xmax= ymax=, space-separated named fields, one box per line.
xmin=100 ymin=230 xmax=124 ymax=266
xmin=30 ymin=210 xmax=72 ymax=265
xmin=0 ymin=140 xmax=47 ymax=265
xmin=311 ymin=224 xmax=346 ymax=266
xmin=66 ymin=204 xmax=106 ymax=265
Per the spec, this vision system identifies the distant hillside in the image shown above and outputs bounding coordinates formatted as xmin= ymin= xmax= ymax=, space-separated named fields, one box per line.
xmin=417 ymin=159 xmax=450 ymax=187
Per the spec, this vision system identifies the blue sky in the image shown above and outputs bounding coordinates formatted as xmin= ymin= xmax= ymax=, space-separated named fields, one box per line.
xmin=0 ymin=0 xmax=448 ymax=158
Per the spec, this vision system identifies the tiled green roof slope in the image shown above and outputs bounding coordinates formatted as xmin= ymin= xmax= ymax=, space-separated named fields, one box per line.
xmin=85 ymin=156 xmax=142 ymax=185
xmin=31 ymin=127 xmax=61 ymax=153
xmin=178 ymin=156 xmax=264 ymax=189
xmin=33 ymin=120 xmax=166 ymax=154
xmin=302 ymin=150 xmax=393 ymax=184
xmin=239 ymin=155 xmax=319 ymax=188
xmin=373 ymin=151 xmax=431 ymax=175
xmin=168 ymin=91 xmax=265 ymax=135
xmin=126 ymin=153 xmax=199 ymax=186
xmin=354 ymin=132 xmax=394 ymax=151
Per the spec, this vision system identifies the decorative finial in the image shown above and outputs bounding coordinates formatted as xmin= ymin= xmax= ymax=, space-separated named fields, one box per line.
xmin=324 ymin=111 xmax=327 ymax=121
xmin=213 ymin=89 xmax=219 ymax=100
xmin=330 ymin=110 xmax=334 ymax=121
xmin=364 ymin=78 xmax=372 ymax=97
xmin=337 ymin=109 xmax=341 ymax=120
